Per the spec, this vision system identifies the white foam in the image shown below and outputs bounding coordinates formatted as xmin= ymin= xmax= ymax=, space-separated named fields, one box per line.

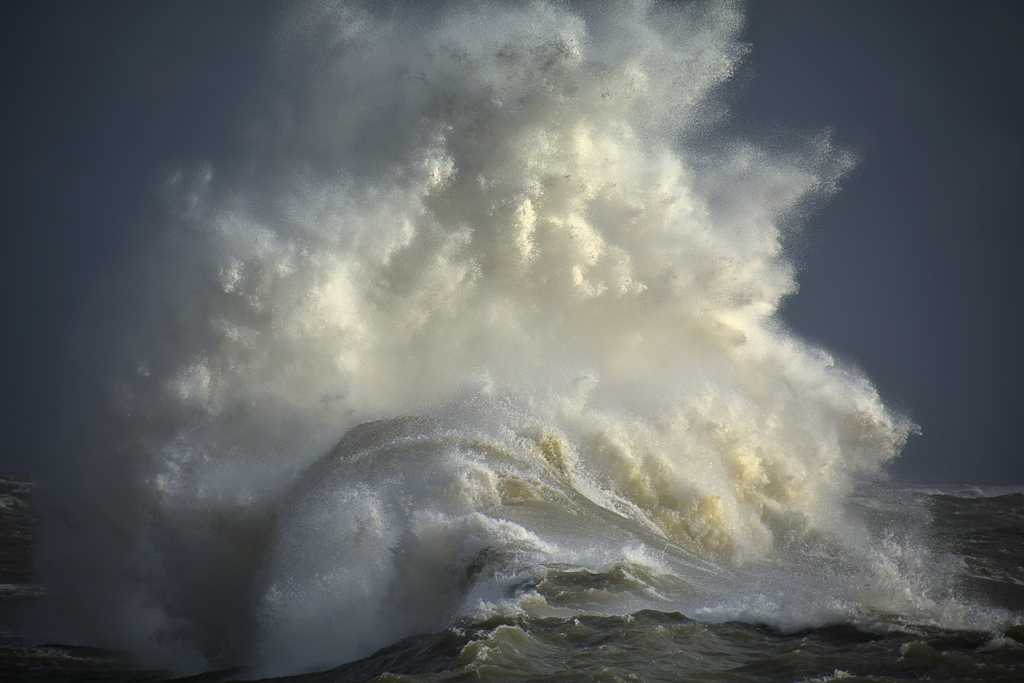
xmin=34 ymin=1 xmax=951 ymax=675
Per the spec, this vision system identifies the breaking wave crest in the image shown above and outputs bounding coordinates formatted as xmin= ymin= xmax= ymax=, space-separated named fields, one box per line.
xmin=36 ymin=1 xmax=989 ymax=676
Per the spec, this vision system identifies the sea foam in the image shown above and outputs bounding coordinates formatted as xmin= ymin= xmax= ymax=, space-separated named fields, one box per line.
xmin=37 ymin=1 xmax=930 ymax=674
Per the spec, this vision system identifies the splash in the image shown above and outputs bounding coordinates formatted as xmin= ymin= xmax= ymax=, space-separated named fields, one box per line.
xmin=38 ymin=0 xmax=932 ymax=675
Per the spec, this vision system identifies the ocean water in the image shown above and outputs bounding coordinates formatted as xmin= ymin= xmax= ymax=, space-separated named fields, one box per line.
xmin=2 ymin=476 xmax=1022 ymax=681
xmin=4 ymin=1 xmax=1022 ymax=681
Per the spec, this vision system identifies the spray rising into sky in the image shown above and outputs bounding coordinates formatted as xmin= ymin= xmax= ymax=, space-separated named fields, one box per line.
xmin=31 ymin=1 xmax=966 ymax=675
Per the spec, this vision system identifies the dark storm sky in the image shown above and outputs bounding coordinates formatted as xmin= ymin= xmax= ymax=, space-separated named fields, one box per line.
xmin=3 ymin=1 xmax=1022 ymax=483
xmin=735 ymin=1 xmax=1024 ymax=483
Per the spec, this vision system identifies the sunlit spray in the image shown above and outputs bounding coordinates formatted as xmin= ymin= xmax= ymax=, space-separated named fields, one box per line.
xmin=36 ymin=2 xmax=991 ymax=676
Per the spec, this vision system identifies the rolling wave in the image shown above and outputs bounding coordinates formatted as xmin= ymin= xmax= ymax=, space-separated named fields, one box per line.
xmin=34 ymin=1 xmax=999 ymax=676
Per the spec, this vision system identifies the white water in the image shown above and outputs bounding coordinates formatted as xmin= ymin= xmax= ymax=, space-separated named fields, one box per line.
xmin=33 ymin=0 xmax=971 ymax=676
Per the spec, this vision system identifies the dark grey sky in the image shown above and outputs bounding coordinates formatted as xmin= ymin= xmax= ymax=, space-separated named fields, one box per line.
xmin=734 ymin=1 xmax=1024 ymax=483
xmin=3 ymin=1 xmax=1022 ymax=483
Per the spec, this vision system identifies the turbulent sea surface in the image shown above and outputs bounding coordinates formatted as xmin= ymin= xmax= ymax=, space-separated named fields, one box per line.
xmin=5 ymin=1 xmax=1023 ymax=682
xmin=2 ymin=475 xmax=1022 ymax=682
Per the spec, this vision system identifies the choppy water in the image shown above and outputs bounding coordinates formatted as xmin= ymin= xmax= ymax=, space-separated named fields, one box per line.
xmin=2 ymin=475 xmax=1022 ymax=682
xmin=6 ymin=1 xmax=1023 ymax=682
